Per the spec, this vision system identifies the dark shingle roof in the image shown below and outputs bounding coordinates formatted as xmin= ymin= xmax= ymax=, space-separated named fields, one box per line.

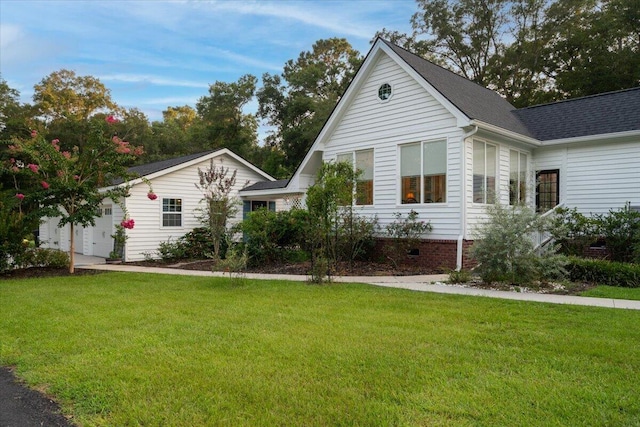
xmin=382 ymin=40 xmax=533 ymax=137
xmin=513 ymin=88 xmax=640 ymax=141
xmin=112 ymin=150 xmax=218 ymax=185
xmin=241 ymin=179 xmax=290 ymax=192
xmin=129 ymin=150 xmax=218 ymax=177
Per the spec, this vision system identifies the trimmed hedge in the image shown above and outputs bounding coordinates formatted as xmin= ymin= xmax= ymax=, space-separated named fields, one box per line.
xmin=567 ymin=256 xmax=640 ymax=288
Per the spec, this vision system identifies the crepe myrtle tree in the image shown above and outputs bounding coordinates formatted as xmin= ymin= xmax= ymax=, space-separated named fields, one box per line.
xmin=7 ymin=115 xmax=147 ymax=273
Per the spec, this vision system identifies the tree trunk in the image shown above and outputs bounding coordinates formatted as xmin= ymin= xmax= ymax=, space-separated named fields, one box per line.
xmin=69 ymin=223 xmax=75 ymax=274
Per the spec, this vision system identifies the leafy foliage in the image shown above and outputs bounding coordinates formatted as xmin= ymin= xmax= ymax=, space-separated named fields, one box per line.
xmin=551 ymin=207 xmax=599 ymax=256
xmin=6 ymin=118 xmax=143 ymax=272
xmin=195 ymin=160 xmax=245 ymax=261
xmin=383 ymin=210 xmax=432 ymax=269
xmin=257 ymin=39 xmax=362 ymax=174
xmin=593 ymin=204 xmax=640 ymax=264
xmin=470 ymin=203 xmax=566 ymax=284
xmin=240 ymin=208 xmax=309 ymax=267
xmin=567 ymin=256 xmax=640 ymax=288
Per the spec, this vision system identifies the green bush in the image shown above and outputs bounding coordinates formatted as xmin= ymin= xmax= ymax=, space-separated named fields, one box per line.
xmin=551 ymin=207 xmax=598 ymax=256
xmin=470 ymin=203 xmax=566 ymax=285
xmin=594 ymin=203 xmax=640 ymax=263
xmin=567 ymin=257 xmax=640 ymax=288
xmin=15 ymin=248 xmax=70 ymax=269
xmin=156 ymin=228 xmax=223 ymax=261
xmin=241 ymin=208 xmax=309 ymax=266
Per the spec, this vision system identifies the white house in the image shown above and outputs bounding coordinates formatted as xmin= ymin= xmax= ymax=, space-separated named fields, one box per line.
xmin=39 ymin=148 xmax=280 ymax=261
xmin=241 ymin=38 xmax=640 ymax=270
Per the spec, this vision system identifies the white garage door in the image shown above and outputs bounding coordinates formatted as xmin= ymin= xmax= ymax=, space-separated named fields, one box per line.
xmin=93 ymin=205 xmax=113 ymax=258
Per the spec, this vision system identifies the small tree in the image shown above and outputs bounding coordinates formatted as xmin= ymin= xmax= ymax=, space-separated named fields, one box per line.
xmin=7 ymin=117 xmax=144 ymax=273
xmin=383 ymin=210 xmax=432 ymax=269
xmin=470 ymin=203 xmax=566 ymax=285
xmin=305 ymin=161 xmax=356 ymax=278
xmin=195 ymin=159 xmax=247 ymax=261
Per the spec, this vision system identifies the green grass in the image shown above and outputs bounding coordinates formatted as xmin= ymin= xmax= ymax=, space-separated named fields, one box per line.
xmin=580 ymin=285 xmax=640 ymax=301
xmin=1 ymin=272 xmax=639 ymax=426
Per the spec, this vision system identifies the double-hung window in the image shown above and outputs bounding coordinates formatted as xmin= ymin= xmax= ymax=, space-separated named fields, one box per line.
xmin=473 ymin=140 xmax=497 ymax=204
xmin=509 ymin=150 xmax=528 ymax=205
xmin=400 ymin=140 xmax=447 ymax=204
xmin=337 ymin=149 xmax=374 ymax=205
xmin=162 ymin=198 xmax=182 ymax=227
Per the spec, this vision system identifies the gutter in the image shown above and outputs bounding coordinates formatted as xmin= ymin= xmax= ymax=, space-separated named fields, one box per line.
xmin=471 ymin=120 xmax=542 ymax=147
xmin=538 ymin=129 xmax=640 ymax=146
xmin=457 ymin=125 xmax=478 ymax=271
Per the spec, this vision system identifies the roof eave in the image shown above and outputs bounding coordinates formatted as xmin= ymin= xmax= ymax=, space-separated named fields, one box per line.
xmin=539 ymin=129 xmax=640 ymax=146
xmin=472 ymin=120 xmax=541 ymax=146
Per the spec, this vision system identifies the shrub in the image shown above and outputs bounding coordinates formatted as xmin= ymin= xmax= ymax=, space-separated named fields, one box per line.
xmin=156 ymin=228 xmax=223 ymax=262
xmin=241 ymin=208 xmax=309 ymax=266
xmin=594 ymin=203 xmax=640 ymax=263
xmin=551 ymin=207 xmax=598 ymax=256
xmin=383 ymin=210 xmax=432 ymax=269
xmin=14 ymin=248 xmax=70 ymax=269
xmin=470 ymin=203 xmax=566 ymax=285
xmin=567 ymin=257 xmax=640 ymax=288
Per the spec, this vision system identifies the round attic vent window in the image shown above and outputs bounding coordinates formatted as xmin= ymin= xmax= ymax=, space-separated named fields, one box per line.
xmin=378 ymin=83 xmax=392 ymax=101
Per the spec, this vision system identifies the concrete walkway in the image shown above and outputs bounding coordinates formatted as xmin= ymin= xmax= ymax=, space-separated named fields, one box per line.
xmin=78 ymin=260 xmax=640 ymax=311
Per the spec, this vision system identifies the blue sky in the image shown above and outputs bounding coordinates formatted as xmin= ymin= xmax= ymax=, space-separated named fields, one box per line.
xmin=1 ymin=0 xmax=416 ymax=139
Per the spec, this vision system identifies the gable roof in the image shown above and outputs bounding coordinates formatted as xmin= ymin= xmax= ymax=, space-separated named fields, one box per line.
xmin=513 ymin=87 xmax=640 ymax=141
xmin=381 ymin=39 xmax=534 ymax=137
xmin=128 ymin=150 xmax=218 ymax=178
xmin=112 ymin=149 xmax=275 ymax=186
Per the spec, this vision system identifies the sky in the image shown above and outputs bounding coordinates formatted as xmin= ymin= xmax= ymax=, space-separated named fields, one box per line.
xmin=1 ymin=0 xmax=416 ymax=142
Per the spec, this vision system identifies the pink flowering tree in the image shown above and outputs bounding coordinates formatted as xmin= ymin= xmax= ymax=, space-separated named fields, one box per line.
xmin=7 ymin=117 xmax=144 ymax=273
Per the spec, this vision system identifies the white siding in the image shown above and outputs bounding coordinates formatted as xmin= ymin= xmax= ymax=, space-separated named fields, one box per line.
xmin=123 ymin=153 xmax=270 ymax=261
xmin=534 ymin=139 xmax=640 ymax=215
xmin=321 ymin=54 xmax=464 ymax=239
xmin=465 ymin=137 xmax=534 ymax=238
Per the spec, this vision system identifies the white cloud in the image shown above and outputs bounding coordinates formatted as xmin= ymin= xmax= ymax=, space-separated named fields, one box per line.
xmin=99 ymin=74 xmax=209 ymax=89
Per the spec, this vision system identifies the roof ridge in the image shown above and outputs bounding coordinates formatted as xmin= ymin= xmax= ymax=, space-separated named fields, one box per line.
xmin=380 ymin=38 xmax=515 ymax=109
xmin=517 ymin=87 xmax=640 ymax=111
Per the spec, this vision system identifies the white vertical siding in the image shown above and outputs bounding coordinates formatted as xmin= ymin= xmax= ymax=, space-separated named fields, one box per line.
xmin=321 ymin=54 xmax=464 ymax=239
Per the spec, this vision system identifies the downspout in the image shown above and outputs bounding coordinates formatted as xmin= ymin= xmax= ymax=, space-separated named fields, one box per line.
xmin=457 ymin=125 xmax=478 ymax=271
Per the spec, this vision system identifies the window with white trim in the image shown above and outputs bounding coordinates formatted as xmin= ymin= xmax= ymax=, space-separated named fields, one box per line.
xmin=162 ymin=198 xmax=182 ymax=227
xmin=473 ymin=140 xmax=497 ymax=204
xmin=337 ymin=149 xmax=374 ymax=205
xmin=509 ymin=150 xmax=528 ymax=205
xmin=400 ymin=140 xmax=447 ymax=204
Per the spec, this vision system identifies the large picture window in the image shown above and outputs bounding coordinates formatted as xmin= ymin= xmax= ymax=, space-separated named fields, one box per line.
xmin=510 ymin=150 xmax=528 ymax=205
xmin=473 ymin=140 xmax=497 ymax=204
xmin=400 ymin=140 xmax=447 ymax=204
xmin=337 ymin=149 xmax=374 ymax=205
xmin=162 ymin=198 xmax=182 ymax=227
xmin=536 ymin=170 xmax=559 ymax=213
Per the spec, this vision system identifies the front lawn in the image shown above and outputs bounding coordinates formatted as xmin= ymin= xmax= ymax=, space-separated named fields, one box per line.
xmin=580 ymin=285 xmax=640 ymax=301
xmin=1 ymin=273 xmax=639 ymax=426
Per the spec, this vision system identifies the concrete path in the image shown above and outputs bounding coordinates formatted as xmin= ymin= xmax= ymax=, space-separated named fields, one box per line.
xmin=79 ymin=261 xmax=640 ymax=311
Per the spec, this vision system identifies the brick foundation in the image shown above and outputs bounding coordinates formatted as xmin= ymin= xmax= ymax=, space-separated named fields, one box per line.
xmin=374 ymin=238 xmax=475 ymax=272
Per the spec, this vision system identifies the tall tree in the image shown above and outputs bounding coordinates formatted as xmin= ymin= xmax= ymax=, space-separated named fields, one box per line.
xmin=257 ymin=38 xmax=362 ymax=174
xmin=33 ymin=69 xmax=118 ymax=122
xmin=195 ymin=74 xmax=258 ymax=159
xmin=544 ymin=0 xmax=640 ymax=98
xmin=0 ymin=77 xmax=34 ymax=142
xmin=32 ymin=70 xmax=121 ymax=150
xmin=410 ymin=0 xmax=510 ymax=85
